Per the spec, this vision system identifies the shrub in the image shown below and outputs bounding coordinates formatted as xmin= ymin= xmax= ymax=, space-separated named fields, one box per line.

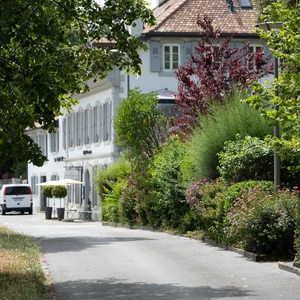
xmin=217 ymin=135 xmax=273 ymax=182
xmin=42 ymin=186 xmax=53 ymax=198
xmin=225 ymin=186 xmax=296 ymax=256
xmin=183 ymin=90 xmax=272 ymax=181
xmin=51 ymin=185 xmax=67 ymax=199
xmin=119 ymin=177 xmax=138 ymax=224
xmin=102 ymin=179 xmax=128 ymax=223
xmin=95 ymin=157 xmax=130 ymax=200
xmin=222 ymin=180 xmax=273 ymax=211
xmin=52 ymin=185 xmax=67 ymax=208
xmin=207 ymin=180 xmax=273 ymax=242
xmin=148 ymin=135 xmax=188 ymax=229
xmin=42 ymin=186 xmax=53 ymax=207
xmin=186 ymin=178 xmax=227 ymax=238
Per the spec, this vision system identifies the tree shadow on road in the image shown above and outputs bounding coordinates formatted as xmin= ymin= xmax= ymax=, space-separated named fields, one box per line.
xmin=37 ymin=236 xmax=155 ymax=254
xmin=53 ymin=277 xmax=255 ymax=300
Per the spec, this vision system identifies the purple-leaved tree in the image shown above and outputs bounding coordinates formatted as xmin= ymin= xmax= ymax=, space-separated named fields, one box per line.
xmin=173 ymin=15 xmax=273 ymax=136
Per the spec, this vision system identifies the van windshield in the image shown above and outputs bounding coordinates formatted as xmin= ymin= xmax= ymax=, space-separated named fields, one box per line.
xmin=5 ymin=186 xmax=30 ymax=195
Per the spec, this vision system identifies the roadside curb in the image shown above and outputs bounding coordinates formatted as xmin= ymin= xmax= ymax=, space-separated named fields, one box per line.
xmin=102 ymin=221 xmax=300 ymax=276
xmin=278 ymin=262 xmax=300 ymax=276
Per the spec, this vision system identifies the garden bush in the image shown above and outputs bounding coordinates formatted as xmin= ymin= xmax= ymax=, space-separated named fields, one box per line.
xmin=51 ymin=185 xmax=67 ymax=199
xmin=225 ymin=185 xmax=296 ymax=256
xmin=95 ymin=157 xmax=130 ymax=200
xmin=186 ymin=178 xmax=227 ymax=239
xmin=148 ymin=135 xmax=188 ymax=230
xmin=102 ymin=179 xmax=128 ymax=223
xmin=186 ymin=180 xmax=275 ymax=243
xmin=217 ymin=135 xmax=300 ymax=186
xmin=217 ymin=135 xmax=273 ymax=182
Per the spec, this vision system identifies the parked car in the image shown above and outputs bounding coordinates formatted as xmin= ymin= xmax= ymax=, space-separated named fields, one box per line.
xmin=0 ymin=184 xmax=33 ymax=215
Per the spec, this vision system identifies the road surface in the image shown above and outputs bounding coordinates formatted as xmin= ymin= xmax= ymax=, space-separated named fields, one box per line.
xmin=1 ymin=213 xmax=299 ymax=300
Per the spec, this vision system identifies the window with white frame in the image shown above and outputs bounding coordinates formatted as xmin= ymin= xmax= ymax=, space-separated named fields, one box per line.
xmin=163 ymin=44 xmax=180 ymax=71
xmin=32 ymin=134 xmax=47 ymax=156
xmin=50 ymin=174 xmax=59 ymax=181
xmin=50 ymin=131 xmax=59 ymax=153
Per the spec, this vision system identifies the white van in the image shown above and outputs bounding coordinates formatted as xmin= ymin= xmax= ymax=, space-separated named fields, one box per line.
xmin=0 ymin=184 xmax=33 ymax=215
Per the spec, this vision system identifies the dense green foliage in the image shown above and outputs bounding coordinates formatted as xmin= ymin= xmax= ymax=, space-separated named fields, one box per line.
xmin=183 ymin=91 xmax=272 ymax=181
xmin=148 ymin=136 xmax=188 ymax=229
xmin=102 ymin=179 xmax=128 ymax=223
xmin=95 ymin=157 xmax=130 ymax=200
xmin=52 ymin=185 xmax=67 ymax=199
xmin=186 ymin=179 xmax=298 ymax=257
xmin=42 ymin=186 xmax=53 ymax=207
xmin=186 ymin=178 xmax=227 ymax=234
xmin=217 ymin=135 xmax=274 ymax=182
xmin=0 ymin=0 xmax=155 ymax=166
xmin=95 ymin=158 xmax=130 ymax=222
xmin=114 ymin=89 xmax=167 ymax=168
xmin=225 ymin=185 xmax=296 ymax=256
xmin=41 ymin=186 xmax=53 ymax=198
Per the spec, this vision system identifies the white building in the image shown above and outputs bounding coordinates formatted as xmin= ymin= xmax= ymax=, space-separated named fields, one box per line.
xmin=27 ymin=0 xmax=269 ymax=220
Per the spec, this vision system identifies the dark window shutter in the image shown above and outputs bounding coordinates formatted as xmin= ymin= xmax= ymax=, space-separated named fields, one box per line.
xmin=150 ymin=41 xmax=161 ymax=72
xmin=192 ymin=41 xmax=199 ymax=55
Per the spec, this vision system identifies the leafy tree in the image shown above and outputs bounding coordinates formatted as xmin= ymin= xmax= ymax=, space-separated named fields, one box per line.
xmin=0 ymin=0 xmax=155 ymax=166
xmin=258 ymin=0 xmax=298 ymax=10
xmin=114 ymin=88 xmax=168 ymax=169
xmin=244 ymin=1 xmax=300 ymax=171
xmin=173 ymin=15 xmax=272 ymax=136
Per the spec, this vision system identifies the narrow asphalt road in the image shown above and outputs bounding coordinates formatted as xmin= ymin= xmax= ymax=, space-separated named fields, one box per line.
xmin=1 ymin=213 xmax=300 ymax=300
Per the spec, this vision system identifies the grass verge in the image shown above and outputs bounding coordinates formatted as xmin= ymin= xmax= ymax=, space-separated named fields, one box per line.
xmin=0 ymin=226 xmax=46 ymax=300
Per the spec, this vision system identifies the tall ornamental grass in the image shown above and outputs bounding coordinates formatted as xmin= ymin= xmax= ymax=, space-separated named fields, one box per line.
xmin=183 ymin=90 xmax=272 ymax=181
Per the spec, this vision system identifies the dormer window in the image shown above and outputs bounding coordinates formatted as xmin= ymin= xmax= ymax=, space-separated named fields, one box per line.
xmin=239 ymin=0 xmax=252 ymax=9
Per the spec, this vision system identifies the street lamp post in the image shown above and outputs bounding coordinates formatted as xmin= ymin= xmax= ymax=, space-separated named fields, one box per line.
xmin=256 ymin=22 xmax=282 ymax=192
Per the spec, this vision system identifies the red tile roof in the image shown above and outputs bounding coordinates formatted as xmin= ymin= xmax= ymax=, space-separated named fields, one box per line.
xmin=144 ymin=0 xmax=260 ymax=36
